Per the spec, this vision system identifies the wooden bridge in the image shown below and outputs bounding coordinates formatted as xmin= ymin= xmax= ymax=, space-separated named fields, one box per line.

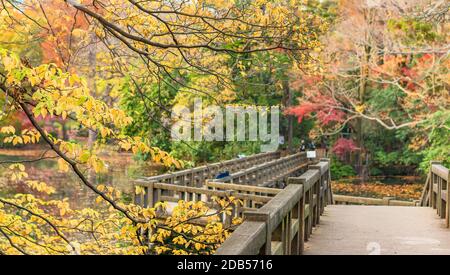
xmin=134 ymin=152 xmax=450 ymax=255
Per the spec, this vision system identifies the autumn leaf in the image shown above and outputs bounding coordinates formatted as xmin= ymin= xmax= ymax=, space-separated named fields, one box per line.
xmin=57 ymin=158 xmax=70 ymax=172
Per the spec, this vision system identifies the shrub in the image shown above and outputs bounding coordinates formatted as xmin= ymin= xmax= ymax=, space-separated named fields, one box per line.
xmin=330 ymin=158 xmax=356 ymax=180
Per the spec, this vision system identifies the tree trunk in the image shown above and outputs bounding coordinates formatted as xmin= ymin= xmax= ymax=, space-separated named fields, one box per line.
xmin=356 ymin=40 xmax=372 ymax=181
xmin=282 ymin=78 xmax=293 ymax=153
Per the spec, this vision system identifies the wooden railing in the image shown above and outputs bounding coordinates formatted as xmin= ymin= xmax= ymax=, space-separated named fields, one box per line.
xmin=334 ymin=194 xmax=418 ymax=206
xmin=210 ymin=152 xmax=309 ymax=188
xmin=133 ymin=181 xmax=275 ymax=226
xmin=138 ymin=151 xmax=281 ymax=188
xmin=424 ymin=161 xmax=449 ymax=228
xmin=205 ymin=181 xmax=281 ymax=209
xmin=134 ymin=152 xmax=308 ymax=209
xmin=215 ymin=159 xmax=332 ymax=255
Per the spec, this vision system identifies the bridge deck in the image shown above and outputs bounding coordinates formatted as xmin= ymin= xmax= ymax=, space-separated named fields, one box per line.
xmin=304 ymin=205 xmax=450 ymax=255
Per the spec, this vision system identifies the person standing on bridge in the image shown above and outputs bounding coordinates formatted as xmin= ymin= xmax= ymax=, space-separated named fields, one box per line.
xmin=300 ymin=139 xmax=306 ymax=152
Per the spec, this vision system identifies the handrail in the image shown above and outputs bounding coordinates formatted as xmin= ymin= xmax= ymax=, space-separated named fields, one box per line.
xmin=205 ymin=181 xmax=282 ymax=210
xmin=133 ymin=180 xmax=275 ymax=226
xmin=138 ymin=151 xmax=281 ymax=188
xmin=134 ymin=151 xmax=303 ymax=211
xmin=134 ymin=151 xmax=310 ymax=215
xmin=134 ymin=181 xmax=274 ymax=207
xmin=333 ymin=194 xmax=418 ymax=206
xmin=205 ymin=181 xmax=281 ymax=195
xmin=211 ymin=152 xmax=309 ymax=187
xmin=215 ymin=159 xmax=332 ymax=255
xmin=426 ymin=161 xmax=449 ymax=228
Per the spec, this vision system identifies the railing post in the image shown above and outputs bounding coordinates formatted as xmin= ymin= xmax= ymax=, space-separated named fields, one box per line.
xmin=222 ymin=190 xmax=236 ymax=227
xmin=382 ymin=196 xmax=394 ymax=206
xmin=143 ymin=186 xmax=149 ymax=207
xmin=446 ymin=171 xmax=449 ymax=228
xmin=307 ymin=182 xmax=313 ymax=240
xmin=287 ymin=177 xmax=305 ymax=255
xmin=308 ymin=163 xmax=322 ymax=225
xmin=133 ymin=184 xmax=142 ymax=206
xmin=320 ymin=158 xmax=333 ymax=205
xmin=439 ymin=175 xmax=445 ymax=218
xmin=430 ymin=161 xmax=441 ymax=210
xmin=315 ymin=177 xmax=320 ymax=225
xmin=148 ymin=182 xmax=161 ymax=209
xmin=296 ymin=176 xmax=312 ymax=241
xmin=244 ymin=212 xmax=271 ymax=255
xmin=134 ymin=181 xmax=152 ymax=208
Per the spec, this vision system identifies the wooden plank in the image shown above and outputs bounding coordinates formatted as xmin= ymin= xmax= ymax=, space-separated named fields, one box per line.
xmin=309 ymin=161 xmax=330 ymax=175
xmin=138 ymin=151 xmax=281 ymax=186
xmin=390 ymin=200 xmax=416 ymax=207
xmin=271 ymin=241 xmax=283 ymax=255
xmin=259 ymin=163 xmax=310 ymax=187
xmin=441 ymin=190 xmax=447 ymax=202
xmin=305 ymin=204 xmax=310 ymax=218
xmin=333 ymin=194 xmax=416 ymax=206
xmin=296 ymin=170 xmax=320 ymax=191
xmin=432 ymin=164 xmax=449 ymax=180
xmin=290 ymin=218 xmax=299 ymax=241
xmin=419 ymin=174 xmax=430 ymax=206
xmin=215 ymin=221 xmax=267 ymax=255
xmin=206 ymin=181 xmax=281 ymax=194
xmin=159 ymin=196 xmax=179 ymax=203
xmin=152 ymin=182 xmax=224 ymax=195
xmin=258 ymin=185 xmax=304 ymax=233
xmin=446 ymin=173 xmax=450 ymax=228
xmin=234 ymin=193 xmax=273 ymax=203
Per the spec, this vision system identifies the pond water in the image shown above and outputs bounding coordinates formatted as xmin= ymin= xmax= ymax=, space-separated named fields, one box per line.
xmin=0 ymin=151 xmax=163 ymax=209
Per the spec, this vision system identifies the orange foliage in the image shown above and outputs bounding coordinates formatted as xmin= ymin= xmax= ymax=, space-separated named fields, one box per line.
xmin=332 ymin=181 xmax=423 ymax=201
xmin=34 ymin=0 xmax=90 ymax=67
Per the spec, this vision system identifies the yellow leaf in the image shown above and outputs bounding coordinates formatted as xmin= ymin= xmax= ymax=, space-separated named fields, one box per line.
xmin=0 ymin=126 xmax=15 ymax=135
xmin=79 ymin=151 xmax=90 ymax=163
xmin=120 ymin=141 xmax=132 ymax=151
xmin=135 ymin=186 xmax=145 ymax=195
xmin=92 ymin=158 xmax=106 ymax=173
xmin=100 ymin=127 xmax=109 ymax=138
xmin=57 ymin=158 xmax=69 ymax=172
xmin=355 ymin=105 xmax=365 ymax=113
xmin=97 ymin=184 xmax=106 ymax=192
xmin=23 ymin=135 xmax=31 ymax=144
xmin=12 ymin=136 xmax=22 ymax=145
xmin=40 ymin=108 xmax=48 ymax=118
xmin=29 ymin=76 xmax=39 ymax=86
xmin=95 ymin=196 xmax=103 ymax=204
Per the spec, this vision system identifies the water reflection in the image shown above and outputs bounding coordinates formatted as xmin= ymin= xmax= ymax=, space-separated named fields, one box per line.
xmin=0 ymin=153 xmax=162 ymax=209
